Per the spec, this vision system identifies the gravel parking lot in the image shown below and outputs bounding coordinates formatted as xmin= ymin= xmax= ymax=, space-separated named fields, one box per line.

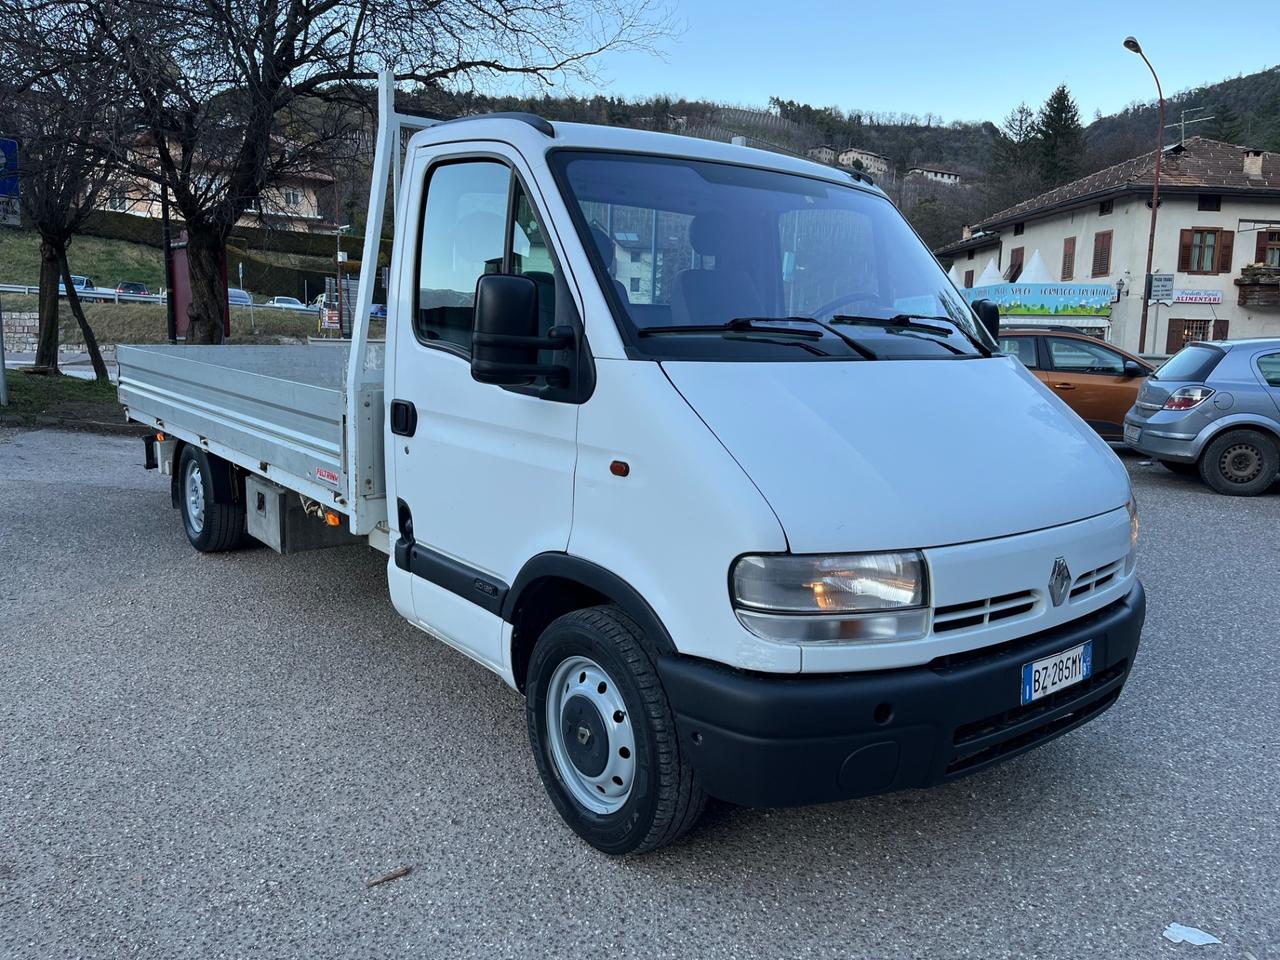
xmin=2 ymin=427 xmax=1277 ymax=960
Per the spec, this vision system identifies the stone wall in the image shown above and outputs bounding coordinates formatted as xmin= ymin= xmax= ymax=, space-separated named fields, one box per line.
xmin=1 ymin=312 xmax=94 ymax=355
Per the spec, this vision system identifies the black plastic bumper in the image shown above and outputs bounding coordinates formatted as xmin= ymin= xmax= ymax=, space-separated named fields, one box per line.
xmin=658 ymin=581 xmax=1145 ymax=808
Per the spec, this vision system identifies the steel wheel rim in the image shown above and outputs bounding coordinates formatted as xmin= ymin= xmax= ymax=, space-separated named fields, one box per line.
xmin=1220 ymin=444 xmax=1262 ymax=484
xmin=545 ymin=655 xmax=636 ymax=815
xmin=184 ymin=459 xmax=206 ymax=533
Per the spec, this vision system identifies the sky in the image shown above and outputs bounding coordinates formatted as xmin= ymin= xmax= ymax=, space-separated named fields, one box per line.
xmin=570 ymin=0 xmax=1278 ymax=125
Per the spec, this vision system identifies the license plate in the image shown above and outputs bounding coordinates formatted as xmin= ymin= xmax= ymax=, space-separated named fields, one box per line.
xmin=1021 ymin=641 xmax=1093 ymax=705
xmin=1124 ymin=424 xmax=1141 ymax=444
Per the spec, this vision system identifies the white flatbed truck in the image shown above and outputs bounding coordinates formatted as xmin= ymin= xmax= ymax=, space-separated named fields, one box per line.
xmin=119 ymin=74 xmax=1145 ymax=854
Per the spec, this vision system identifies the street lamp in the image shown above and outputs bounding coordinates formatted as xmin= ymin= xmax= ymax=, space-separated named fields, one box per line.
xmin=1125 ymin=36 xmax=1165 ymax=355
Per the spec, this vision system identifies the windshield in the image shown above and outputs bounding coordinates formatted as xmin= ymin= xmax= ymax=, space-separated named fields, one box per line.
xmin=552 ymin=151 xmax=992 ymax=361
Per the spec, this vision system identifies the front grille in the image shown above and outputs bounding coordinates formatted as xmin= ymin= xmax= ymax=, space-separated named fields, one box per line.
xmin=945 ymin=660 xmax=1127 ymax=775
xmin=1070 ymin=560 xmax=1122 ymax=601
xmin=932 ymin=590 xmax=1038 ymax=634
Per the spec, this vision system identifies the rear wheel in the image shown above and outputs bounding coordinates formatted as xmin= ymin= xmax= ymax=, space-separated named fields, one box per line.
xmin=1158 ymin=459 xmax=1199 ymax=476
xmin=1198 ymin=429 xmax=1280 ymax=496
xmin=526 ymin=605 xmax=704 ymax=855
xmin=178 ymin=446 xmax=246 ymax=551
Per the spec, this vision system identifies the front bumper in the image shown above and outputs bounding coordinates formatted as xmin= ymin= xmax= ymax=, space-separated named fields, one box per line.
xmin=658 ymin=581 xmax=1145 ymax=807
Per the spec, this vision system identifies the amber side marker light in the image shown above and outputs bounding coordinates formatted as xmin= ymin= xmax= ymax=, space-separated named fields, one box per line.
xmin=324 ymin=511 xmax=341 ymax=526
xmin=155 ymin=432 xmax=166 ymax=441
xmin=610 ymin=460 xmax=630 ymax=477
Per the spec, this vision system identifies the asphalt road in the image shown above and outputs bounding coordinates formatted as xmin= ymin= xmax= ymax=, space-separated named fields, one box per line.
xmin=2 ymin=428 xmax=1277 ymax=960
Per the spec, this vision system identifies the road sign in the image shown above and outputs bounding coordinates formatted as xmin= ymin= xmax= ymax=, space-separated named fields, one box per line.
xmin=0 ymin=138 xmax=19 ymax=227
xmin=1148 ymin=273 xmax=1174 ymax=303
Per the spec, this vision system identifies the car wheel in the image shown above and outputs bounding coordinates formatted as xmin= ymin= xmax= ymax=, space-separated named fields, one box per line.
xmin=178 ymin=446 xmax=247 ymax=551
xmin=526 ymin=605 xmax=705 ymax=855
xmin=1158 ymin=459 xmax=1199 ymax=476
xmin=1198 ymin=429 xmax=1280 ymax=496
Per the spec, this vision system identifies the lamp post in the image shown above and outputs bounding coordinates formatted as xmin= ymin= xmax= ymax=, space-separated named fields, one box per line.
xmin=1125 ymin=36 xmax=1164 ymax=355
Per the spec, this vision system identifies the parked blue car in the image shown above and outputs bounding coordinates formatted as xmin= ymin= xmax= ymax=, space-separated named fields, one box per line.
xmin=1125 ymin=339 xmax=1280 ymax=495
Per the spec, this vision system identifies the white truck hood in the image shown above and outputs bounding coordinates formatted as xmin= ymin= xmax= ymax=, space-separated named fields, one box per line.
xmin=662 ymin=356 xmax=1131 ymax=553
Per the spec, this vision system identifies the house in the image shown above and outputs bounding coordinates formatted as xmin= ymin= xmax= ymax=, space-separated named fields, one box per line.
xmin=806 ymin=145 xmax=837 ymax=165
xmin=837 ymin=147 xmax=892 ymax=180
xmin=907 ymin=166 xmax=961 ymax=186
xmin=103 ymin=143 xmax=336 ymax=234
xmin=936 ymin=138 xmax=1280 ymax=353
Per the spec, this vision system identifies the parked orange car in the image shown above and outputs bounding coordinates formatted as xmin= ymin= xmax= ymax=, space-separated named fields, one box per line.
xmin=998 ymin=327 xmax=1155 ymax=441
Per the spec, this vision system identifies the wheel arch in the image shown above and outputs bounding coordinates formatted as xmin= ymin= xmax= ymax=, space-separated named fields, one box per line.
xmin=504 ymin=553 xmax=677 ymax=693
xmin=1194 ymin=416 xmax=1280 ymax=459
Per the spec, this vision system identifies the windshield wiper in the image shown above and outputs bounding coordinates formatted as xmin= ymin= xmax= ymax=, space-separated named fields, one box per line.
xmin=830 ymin=313 xmax=993 ymax=357
xmin=639 ymin=318 xmax=823 ymax=340
xmin=729 ymin=316 xmax=879 ymax=360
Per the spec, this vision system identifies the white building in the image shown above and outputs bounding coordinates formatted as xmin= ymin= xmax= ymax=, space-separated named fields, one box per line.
xmin=936 ymin=138 xmax=1280 ymax=354
xmin=838 ymin=147 xmax=891 ymax=180
xmin=806 ymin=145 xmax=837 ymax=165
xmin=908 ymin=166 xmax=961 ymax=186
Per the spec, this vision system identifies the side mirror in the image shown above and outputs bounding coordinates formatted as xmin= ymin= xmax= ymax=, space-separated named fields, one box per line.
xmin=471 ymin=274 xmax=572 ymax=387
xmin=1123 ymin=359 xmax=1147 ymax=378
xmin=971 ymin=298 xmax=1001 ymax=340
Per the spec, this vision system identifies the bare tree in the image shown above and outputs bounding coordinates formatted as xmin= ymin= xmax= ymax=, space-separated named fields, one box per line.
xmin=1 ymin=14 xmax=123 ymax=379
xmin=12 ymin=0 xmax=670 ymax=344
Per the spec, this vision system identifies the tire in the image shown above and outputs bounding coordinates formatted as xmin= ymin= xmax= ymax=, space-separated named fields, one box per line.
xmin=177 ymin=446 xmax=247 ymax=552
xmin=1198 ymin=429 xmax=1280 ymax=496
xmin=526 ymin=605 xmax=705 ymax=855
xmin=1159 ymin=459 xmax=1199 ymax=476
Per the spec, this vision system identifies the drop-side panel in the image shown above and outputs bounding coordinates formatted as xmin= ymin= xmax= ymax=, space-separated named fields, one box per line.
xmin=117 ymin=344 xmax=349 ymax=507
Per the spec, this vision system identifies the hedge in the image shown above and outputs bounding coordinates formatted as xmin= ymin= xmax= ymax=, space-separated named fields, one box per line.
xmin=82 ymin=209 xmax=392 ymax=263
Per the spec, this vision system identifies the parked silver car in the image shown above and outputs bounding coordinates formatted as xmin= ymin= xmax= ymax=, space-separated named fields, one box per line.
xmin=1124 ymin=339 xmax=1280 ymax=496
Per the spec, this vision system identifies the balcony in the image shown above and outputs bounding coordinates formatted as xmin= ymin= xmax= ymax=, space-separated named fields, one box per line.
xmin=1235 ymin=265 xmax=1280 ymax=309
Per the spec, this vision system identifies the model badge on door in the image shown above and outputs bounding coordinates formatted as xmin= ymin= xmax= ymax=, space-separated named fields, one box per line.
xmin=1048 ymin=557 xmax=1072 ymax=607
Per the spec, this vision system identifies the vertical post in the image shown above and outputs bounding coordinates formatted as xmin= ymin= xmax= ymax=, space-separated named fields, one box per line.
xmin=0 ymin=291 xmax=9 ymax=407
xmin=161 ymin=183 xmax=177 ymax=342
xmin=1126 ymin=37 xmax=1164 ymax=356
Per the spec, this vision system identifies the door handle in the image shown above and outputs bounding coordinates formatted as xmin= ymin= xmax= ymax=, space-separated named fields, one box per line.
xmin=1052 ymin=382 xmax=1075 ymax=390
xmin=390 ymin=399 xmax=417 ymax=437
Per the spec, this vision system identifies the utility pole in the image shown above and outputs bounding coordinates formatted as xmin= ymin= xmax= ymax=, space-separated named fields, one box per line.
xmin=1125 ymin=36 xmax=1165 ymax=356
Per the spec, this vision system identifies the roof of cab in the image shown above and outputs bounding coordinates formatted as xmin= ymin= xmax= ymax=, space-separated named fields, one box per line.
xmin=407 ymin=115 xmax=884 ymax=196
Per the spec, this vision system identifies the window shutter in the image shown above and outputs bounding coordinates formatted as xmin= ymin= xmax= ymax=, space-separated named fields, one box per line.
xmin=1177 ymin=230 xmax=1194 ymax=272
xmin=1165 ymin=319 xmax=1186 ymax=355
xmin=964 ymin=269 xmax=974 ymax=288
xmin=1213 ymin=319 xmax=1230 ymax=340
xmin=1216 ymin=230 xmax=1234 ymax=274
xmin=1091 ymin=232 xmax=1112 ymax=277
xmin=1061 ymin=237 xmax=1076 ymax=280
xmin=1007 ymin=246 xmax=1025 ymax=281
xmin=1256 ymin=229 xmax=1270 ymax=264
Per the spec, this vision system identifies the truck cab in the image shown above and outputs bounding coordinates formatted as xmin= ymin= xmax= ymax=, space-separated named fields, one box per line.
xmin=120 ymin=77 xmax=1144 ymax=856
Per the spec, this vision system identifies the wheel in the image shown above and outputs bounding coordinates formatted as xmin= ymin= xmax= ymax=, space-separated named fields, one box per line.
xmin=526 ymin=605 xmax=705 ymax=855
xmin=1159 ymin=459 xmax=1199 ymax=476
xmin=178 ymin=446 xmax=246 ymax=551
xmin=1198 ymin=429 xmax=1280 ymax=496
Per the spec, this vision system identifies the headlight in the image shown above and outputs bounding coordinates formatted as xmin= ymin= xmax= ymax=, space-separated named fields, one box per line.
xmin=731 ymin=552 xmax=928 ymax=643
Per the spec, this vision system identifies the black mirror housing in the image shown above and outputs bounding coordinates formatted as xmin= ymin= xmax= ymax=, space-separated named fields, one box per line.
xmin=471 ymin=274 xmax=571 ymax=387
xmin=971 ymin=298 xmax=1001 ymax=340
xmin=1123 ymin=359 xmax=1147 ymax=378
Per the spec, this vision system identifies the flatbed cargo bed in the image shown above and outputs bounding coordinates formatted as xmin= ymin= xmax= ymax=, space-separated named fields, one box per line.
xmin=117 ymin=343 xmax=386 ymax=532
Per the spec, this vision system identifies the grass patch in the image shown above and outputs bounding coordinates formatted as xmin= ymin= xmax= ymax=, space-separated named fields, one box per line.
xmin=0 ymin=228 xmax=167 ymax=290
xmin=1 ymin=370 xmax=126 ymax=427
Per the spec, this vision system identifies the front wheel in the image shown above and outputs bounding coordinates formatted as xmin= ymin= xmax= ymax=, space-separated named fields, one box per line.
xmin=1198 ymin=429 xmax=1280 ymax=496
xmin=526 ymin=605 xmax=705 ymax=855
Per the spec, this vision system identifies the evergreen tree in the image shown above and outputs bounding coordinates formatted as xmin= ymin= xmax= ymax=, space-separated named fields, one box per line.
xmin=1211 ymin=103 xmax=1245 ymax=144
xmin=985 ymin=102 xmax=1044 ymax=211
xmin=1036 ymin=84 xmax=1085 ymax=188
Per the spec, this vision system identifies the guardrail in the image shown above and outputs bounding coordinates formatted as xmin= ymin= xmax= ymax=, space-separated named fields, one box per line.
xmin=0 ymin=282 xmax=164 ymax=304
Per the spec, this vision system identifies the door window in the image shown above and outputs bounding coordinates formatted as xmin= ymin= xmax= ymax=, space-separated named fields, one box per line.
xmin=414 ymin=160 xmax=510 ymax=353
xmin=1047 ymin=337 xmax=1125 ymax=375
xmin=1258 ymin=353 xmax=1280 ymax=387
xmin=999 ymin=336 xmax=1040 ymax=369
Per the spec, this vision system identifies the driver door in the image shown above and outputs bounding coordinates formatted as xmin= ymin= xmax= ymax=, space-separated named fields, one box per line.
xmin=385 ymin=145 xmax=579 ymax=674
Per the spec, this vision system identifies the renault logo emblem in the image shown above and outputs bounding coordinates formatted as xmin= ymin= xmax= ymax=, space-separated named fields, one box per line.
xmin=1048 ymin=557 xmax=1072 ymax=607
